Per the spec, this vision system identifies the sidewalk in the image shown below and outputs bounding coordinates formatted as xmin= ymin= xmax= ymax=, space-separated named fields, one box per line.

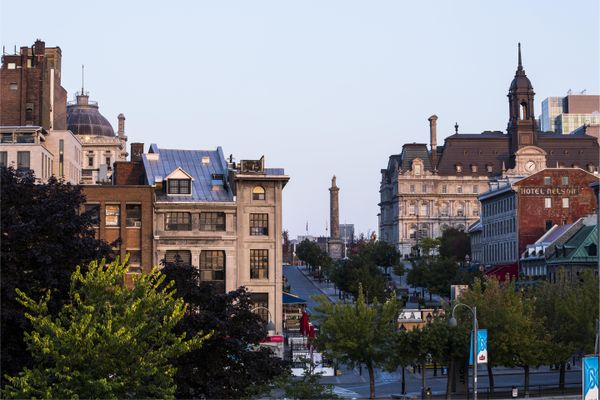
xmin=296 ymin=265 xmax=340 ymax=304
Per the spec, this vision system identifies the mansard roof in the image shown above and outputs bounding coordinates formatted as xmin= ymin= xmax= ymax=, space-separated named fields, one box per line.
xmin=399 ymin=143 xmax=432 ymax=172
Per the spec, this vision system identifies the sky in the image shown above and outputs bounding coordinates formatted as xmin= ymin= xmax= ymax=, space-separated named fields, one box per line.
xmin=1 ymin=1 xmax=598 ymax=238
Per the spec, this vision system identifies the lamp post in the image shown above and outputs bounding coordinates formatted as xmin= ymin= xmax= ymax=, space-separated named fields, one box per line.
xmin=448 ymin=303 xmax=478 ymax=400
xmin=251 ymin=306 xmax=276 ymax=334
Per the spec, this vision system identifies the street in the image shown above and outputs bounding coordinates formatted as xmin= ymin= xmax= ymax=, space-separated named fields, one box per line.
xmin=283 ymin=264 xmax=582 ymax=399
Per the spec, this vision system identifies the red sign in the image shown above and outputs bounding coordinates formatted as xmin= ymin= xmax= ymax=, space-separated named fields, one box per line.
xmin=261 ymin=335 xmax=284 ymax=343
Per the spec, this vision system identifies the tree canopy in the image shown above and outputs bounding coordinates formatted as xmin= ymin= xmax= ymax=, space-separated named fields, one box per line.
xmin=160 ymin=264 xmax=289 ymax=399
xmin=1 ymin=167 xmax=112 ymax=380
xmin=439 ymin=228 xmax=471 ymax=261
xmin=2 ymin=259 xmax=207 ymax=399
xmin=313 ymin=286 xmax=398 ymax=399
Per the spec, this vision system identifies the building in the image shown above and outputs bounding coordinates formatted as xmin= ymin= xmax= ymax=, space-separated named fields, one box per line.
xmin=0 ymin=39 xmax=67 ymax=130
xmin=0 ymin=126 xmax=82 ymax=184
xmin=81 ymin=185 xmax=154 ymax=274
xmin=339 ymin=224 xmax=355 ymax=244
xmin=67 ymin=91 xmax=127 ymax=184
xmin=540 ymin=94 xmax=600 ymax=134
xmin=142 ymin=144 xmax=289 ymax=333
xmin=478 ymin=168 xmax=598 ymax=277
xmin=546 ymin=222 xmax=597 ymax=283
xmin=379 ymin=44 xmax=599 ymax=256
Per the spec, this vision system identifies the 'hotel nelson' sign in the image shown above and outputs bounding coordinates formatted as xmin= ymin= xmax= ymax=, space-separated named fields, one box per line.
xmin=519 ymin=186 xmax=580 ymax=196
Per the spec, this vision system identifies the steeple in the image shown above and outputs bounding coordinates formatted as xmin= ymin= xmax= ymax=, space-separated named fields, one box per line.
xmin=507 ymin=43 xmax=537 ymax=161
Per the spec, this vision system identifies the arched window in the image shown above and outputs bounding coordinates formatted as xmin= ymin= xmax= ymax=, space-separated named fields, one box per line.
xmin=409 ymin=202 xmax=416 ymax=216
xmin=520 ymin=101 xmax=527 ymax=120
xmin=252 ymin=186 xmax=266 ymax=200
xmin=420 ymin=202 xmax=429 ymax=216
xmin=440 ymin=202 xmax=449 ymax=217
xmin=409 ymin=224 xmax=417 ymax=239
xmin=456 ymin=202 xmax=465 ymax=217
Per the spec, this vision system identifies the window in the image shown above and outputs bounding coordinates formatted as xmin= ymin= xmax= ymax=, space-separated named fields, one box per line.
xmin=456 ymin=203 xmax=464 ymax=217
xmin=456 ymin=164 xmax=463 ymax=173
xmin=17 ymin=151 xmax=30 ymax=171
xmin=16 ymin=133 xmax=34 ymax=143
xmin=473 ymin=185 xmax=479 ymax=194
xmin=199 ymin=212 xmax=225 ymax=231
xmin=249 ymin=293 xmax=269 ymax=322
xmin=250 ymin=249 xmax=269 ymax=279
xmin=88 ymin=157 xmax=94 ymax=167
xmin=545 ymin=220 xmax=553 ymax=231
xmin=409 ymin=202 xmax=416 ymax=216
xmin=106 ymin=157 xmax=111 ymax=170
xmin=164 ymin=250 xmax=191 ymax=265
xmin=473 ymin=206 xmax=479 ymax=217
xmin=457 ymin=185 xmax=463 ymax=194
xmin=250 ymin=213 xmax=269 ymax=235
xmin=441 ymin=185 xmax=447 ymax=194
xmin=414 ymin=165 xmax=421 ymax=175
xmin=84 ymin=204 xmax=100 ymax=226
xmin=486 ymin=164 xmax=493 ymax=173
xmin=422 ymin=184 xmax=427 ymax=193
xmin=199 ymin=250 xmax=225 ymax=284
xmin=1 ymin=133 xmax=12 ymax=143
xmin=471 ymin=165 xmax=477 ymax=173
xmin=0 ymin=151 xmax=6 ymax=168
xmin=126 ymin=205 xmax=142 ymax=227
xmin=562 ymin=198 xmax=569 ymax=208
xmin=105 ymin=205 xmax=120 ymax=226
xmin=127 ymin=250 xmax=142 ymax=273
xmin=544 ymin=176 xmax=552 ymax=185
xmin=252 ymin=186 xmax=266 ymax=200
xmin=410 ymin=185 xmax=415 ymax=193
xmin=440 ymin=203 xmax=449 ymax=216
xmin=168 ymin=179 xmax=191 ymax=195
xmin=561 ymin=176 xmax=569 ymax=185
xmin=9 ymin=82 xmax=17 ymax=91
xmin=59 ymin=139 xmax=64 ymax=176
xmin=165 ymin=212 xmax=191 ymax=231
xmin=420 ymin=202 xmax=429 ymax=216
xmin=544 ymin=198 xmax=552 ymax=208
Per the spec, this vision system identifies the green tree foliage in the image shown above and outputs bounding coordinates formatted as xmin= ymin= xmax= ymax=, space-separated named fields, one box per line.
xmin=360 ymin=240 xmax=402 ymax=275
xmin=439 ymin=228 xmax=470 ymax=261
xmin=407 ymin=257 xmax=480 ymax=298
xmin=160 ymin=264 xmax=289 ymax=399
xmin=313 ymin=286 xmax=398 ymax=399
xmin=461 ymin=278 xmax=548 ymax=396
xmin=332 ymin=256 xmax=388 ymax=303
xmin=1 ymin=167 xmax=112 ymax=380
xmin=418 ymin=237 xmax=441 ymax=257
xmin=2 ymin=259 xmax=207 ymax=399
xmin=534 ymin=269 xmax=599 ymax=389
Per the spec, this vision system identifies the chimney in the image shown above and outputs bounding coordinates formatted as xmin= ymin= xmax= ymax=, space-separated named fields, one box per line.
xmin=130 ymin=142 xmax=144 ymax=162
xmin=117 ymin=113 xmax=126 ymax=138
xmin=428 ymin=115 xmax=438 ymax=169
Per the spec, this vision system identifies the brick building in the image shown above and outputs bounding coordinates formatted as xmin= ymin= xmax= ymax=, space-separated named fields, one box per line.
xmin=81 ymin=185 xmax=154 ymax=273
xmin=0 ymin=39 xmax=67 ymax=130
xmin=478 ymin=168 xmax=598 ymax=278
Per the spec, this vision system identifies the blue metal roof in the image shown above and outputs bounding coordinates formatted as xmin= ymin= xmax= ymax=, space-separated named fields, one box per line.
xmin=143 ymin=145 xmax=233 ymax=202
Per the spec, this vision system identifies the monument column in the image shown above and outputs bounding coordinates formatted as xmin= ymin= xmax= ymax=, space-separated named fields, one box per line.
xmin=328 ymin=175 xmax=344 ymax=260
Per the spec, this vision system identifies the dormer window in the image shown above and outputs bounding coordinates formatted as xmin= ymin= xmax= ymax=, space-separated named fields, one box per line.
xmin=168 ymin=179 xmax=191 ymax=195
xmin=252 ymin=186 xmax=266 ymax=200
xmin=414 ymin=165 xmax=421 ymax=175
xmin=471 ymin=164 xmax=477 ymax=173
xmin=455 ymin=164 xmax=463 ymax=173
xmin=486 ymin=164 xmax=493 ymax=173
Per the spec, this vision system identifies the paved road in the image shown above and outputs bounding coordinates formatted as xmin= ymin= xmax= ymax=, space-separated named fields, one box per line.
xmin=283 ymin=264 xmax=331 ymax=313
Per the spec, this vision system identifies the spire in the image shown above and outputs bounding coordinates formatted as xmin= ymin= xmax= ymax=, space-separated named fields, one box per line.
xmin=518 ymin=43 xmax=522 ymax=70
xmin=81 ymin=64 xmax=85 ymax=94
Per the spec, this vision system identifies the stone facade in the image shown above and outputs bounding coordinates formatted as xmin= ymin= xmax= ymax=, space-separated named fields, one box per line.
xmin=144 ymin=145 xmax=289 ymax=333
xmin=328 ymin=176 xmax=343 ymax=260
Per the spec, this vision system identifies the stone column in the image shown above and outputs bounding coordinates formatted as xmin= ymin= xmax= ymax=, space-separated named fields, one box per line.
xmin=328 ymin=175 xmax=343 ymax=260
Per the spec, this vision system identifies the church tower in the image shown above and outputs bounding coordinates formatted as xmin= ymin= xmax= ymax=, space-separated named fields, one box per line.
xmin=507 ymin=43 xmax=537 ymax=160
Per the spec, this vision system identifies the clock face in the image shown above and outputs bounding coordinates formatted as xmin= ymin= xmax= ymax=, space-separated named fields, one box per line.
xmin=525 ymin=161 xmax=536 ymax=171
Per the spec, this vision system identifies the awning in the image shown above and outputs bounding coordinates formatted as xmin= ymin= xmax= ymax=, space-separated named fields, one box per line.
xmin=283 ymin=292 xmax=307 ymax=304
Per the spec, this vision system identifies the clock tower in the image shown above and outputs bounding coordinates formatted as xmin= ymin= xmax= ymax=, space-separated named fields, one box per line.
xmin=507 ymin=43 xmax=537 ymax=165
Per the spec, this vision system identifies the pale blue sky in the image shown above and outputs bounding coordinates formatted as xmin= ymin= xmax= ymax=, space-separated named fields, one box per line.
xmin=1 ymin=1 xmax=598 ymax=238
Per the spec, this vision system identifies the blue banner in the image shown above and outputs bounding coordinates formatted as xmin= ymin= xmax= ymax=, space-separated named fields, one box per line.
xmin=469 ymin=329 xmax=488 ymax=365
xmin=583 ymin=355 xmax=598 ymax=400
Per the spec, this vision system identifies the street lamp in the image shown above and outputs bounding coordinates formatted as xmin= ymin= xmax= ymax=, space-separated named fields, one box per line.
xmin=251 ymin=306 xmax=276 ymax=333
xmin=448 ymin=303 xmax=478 ymax=400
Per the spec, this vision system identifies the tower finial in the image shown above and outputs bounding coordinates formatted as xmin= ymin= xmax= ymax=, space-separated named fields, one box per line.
xmin=454 ymin=122 xmax=459 ymax=134
xmin=81 ymin=64 xmax=85 ymax=94
xmin=517 ymin=43 xmax=522 ymax=70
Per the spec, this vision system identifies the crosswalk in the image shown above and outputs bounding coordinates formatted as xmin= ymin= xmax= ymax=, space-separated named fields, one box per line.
xmin=332 ymin=386 xmax=361 ymax=398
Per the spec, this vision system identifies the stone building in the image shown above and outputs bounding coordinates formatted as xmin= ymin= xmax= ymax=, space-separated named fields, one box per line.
xmin=67 ymin=91 xmax=127 ymax=184
xmin=379 ymin=44 xmax=599 ymax=257
xmin=142 ymin=144 xmax=289 ymax=333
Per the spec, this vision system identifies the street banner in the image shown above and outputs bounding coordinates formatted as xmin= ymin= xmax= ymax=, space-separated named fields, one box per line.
xmin=583 ymin=355 xmax=599 ymax=400
xmin=469 ymin=329 xmax=488 ymax=365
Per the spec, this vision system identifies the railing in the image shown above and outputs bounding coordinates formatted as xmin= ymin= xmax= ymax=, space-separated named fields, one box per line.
xmin=470 ymin=382 xmax=580 ymax=399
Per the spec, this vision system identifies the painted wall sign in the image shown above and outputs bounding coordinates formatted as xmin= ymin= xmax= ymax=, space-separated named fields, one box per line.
xmin=518 ymin=186 xmax=580 ymax=196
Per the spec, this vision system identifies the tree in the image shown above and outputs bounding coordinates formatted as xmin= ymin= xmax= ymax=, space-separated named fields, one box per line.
xmin=2 ymin=259 xmax=207 ymax=399
xmin=331 ymin=256 xmax=388 ymax=303
xmin=275 ymin=363 xmax=339 ymax=400
xmin=439 ymin=228 xmax=470 ymax=261
xmin=462 ymin=278 xmax=548 ymax=396
xmin=313 ymin=286 xmax=398 ymax=399
xmin=360 ymin=241 xmax=402 ymax=275
xmin=160 ymin=264 xmax=289 ymax=399
xmin=418 ymin=237 xmax=441 ymax=257
xmin=1 ymin=167 xmax=112 ymax=380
